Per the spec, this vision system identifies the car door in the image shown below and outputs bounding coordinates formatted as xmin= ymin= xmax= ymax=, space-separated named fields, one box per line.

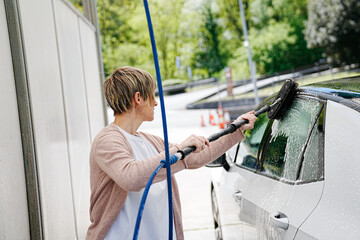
xmin=240 ymin=96 xmax=325 ymax=239
xmin=218 ymin=108 xmax=271 ymax=239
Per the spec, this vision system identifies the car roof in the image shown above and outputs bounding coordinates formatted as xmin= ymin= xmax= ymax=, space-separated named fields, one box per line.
xmin=305 ymin=75 xmax=360 ymax=93
xmin=297 ymin=76 xmax=360 ymax=112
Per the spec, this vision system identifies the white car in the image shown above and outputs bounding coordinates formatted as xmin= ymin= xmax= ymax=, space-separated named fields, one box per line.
xmin=207 ymin=77 xmax=360 ymax=239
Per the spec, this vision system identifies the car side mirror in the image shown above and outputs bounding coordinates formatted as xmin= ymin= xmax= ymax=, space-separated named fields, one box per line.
xmin=206 ymin=154 xmax=226 ymax=167
xmin=206 ymin=154 xmax=230 ymax=171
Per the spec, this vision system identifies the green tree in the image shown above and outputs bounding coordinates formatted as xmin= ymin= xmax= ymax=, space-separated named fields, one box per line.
xmin=218 ymin=0 xmax=247 ymax=41
xmin=306 ymin=0 xmax=360 ymax=65
xmin=150 ymin=0 xmax=187 ymax=79
xmin=97 ymin=0 xmax=197 ymax=80
xmin=69 ymin=0 xmax=84 ymax=14
xmin=94 ymin=0 xmax=328 ymax=80
xmin=192 ymin=2 xmax=229 ymax=77
xmin=213 ymin=0 xmax=323 ymax=77
xmin=97 ymin=0 xmax=147 ymax=75
xmin=97 ymin=0 xmax=138 ymax=48
xmin=249 ymin=0 xmax=323 ymax=74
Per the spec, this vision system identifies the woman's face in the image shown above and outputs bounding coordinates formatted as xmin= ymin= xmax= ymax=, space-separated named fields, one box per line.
xmin=142 ymin=96 xmax=158 ymax=121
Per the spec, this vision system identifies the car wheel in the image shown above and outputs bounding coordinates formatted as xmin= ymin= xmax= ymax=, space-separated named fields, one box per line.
xmin=211 ymin=184 xmax=223 ymax=240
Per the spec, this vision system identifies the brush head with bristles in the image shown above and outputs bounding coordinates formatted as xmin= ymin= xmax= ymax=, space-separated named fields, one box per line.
xmin=267 ymin=79 xmax=298 ymax=120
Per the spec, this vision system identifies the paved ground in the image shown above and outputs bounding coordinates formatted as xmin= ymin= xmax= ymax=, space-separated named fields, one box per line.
xmin=177 ymin=167 xmax=216 ymax=240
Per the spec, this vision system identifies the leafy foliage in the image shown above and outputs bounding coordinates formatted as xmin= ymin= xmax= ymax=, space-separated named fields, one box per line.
xmin=150 ymin=0 xmax=188 ymax=79
xmin=69 ymin=0 xmax=84 ymax=14
xmin=306 ymin=0 xmax=360 ymax=65
xmin=192 ymin=2 xmax=230 ymax=77
xmin=94 ymin=0 xmax=357 ymax=82
xmin=210 ymin=0 xmax=323 ymax=78
xmin=218 ymin=0 xmax=245 ymax=41
xmin=97 ymin=0 xmax=145 ymax=75
xmin=247 ymin=0 xmax=322 ymax=74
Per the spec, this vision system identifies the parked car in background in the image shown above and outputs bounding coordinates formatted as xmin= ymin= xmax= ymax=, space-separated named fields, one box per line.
xmin=207 ymin=76 xmax=360 ymax=240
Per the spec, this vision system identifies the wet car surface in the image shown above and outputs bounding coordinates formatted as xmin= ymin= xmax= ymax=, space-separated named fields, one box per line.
xmin=207 ymin=76 xmax=360 ymax=239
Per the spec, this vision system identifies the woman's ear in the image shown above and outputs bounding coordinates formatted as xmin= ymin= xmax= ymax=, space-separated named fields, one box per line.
xmin=134 ymin=92 xmax=141 ymax=104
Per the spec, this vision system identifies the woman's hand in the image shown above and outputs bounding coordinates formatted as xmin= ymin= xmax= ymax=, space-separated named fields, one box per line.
xmin=235 ymin=110 xmax=257 ymax=131
xmin=179 ymin=134 xmax=210 ymax=153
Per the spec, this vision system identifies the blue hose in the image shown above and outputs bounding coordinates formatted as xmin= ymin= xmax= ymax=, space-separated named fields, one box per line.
xmin=132 ymin=155 xmax=178 ymax=240
xmin=132 ymin=1 xmax=174 ymax=239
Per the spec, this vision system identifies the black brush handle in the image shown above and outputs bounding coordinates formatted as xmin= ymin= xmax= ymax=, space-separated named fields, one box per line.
xmin=231 ymin=105 xmax=270 ymax=129
xmin=178 ymin=105 xmax=270 ymax=160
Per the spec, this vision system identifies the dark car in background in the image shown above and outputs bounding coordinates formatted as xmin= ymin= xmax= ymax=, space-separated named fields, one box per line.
xmin=207 ymin=76 xmax=360 ymax=239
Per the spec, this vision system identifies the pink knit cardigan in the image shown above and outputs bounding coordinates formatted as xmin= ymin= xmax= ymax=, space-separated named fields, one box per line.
xmin=86 ymin=122 xmax=244 ymax=239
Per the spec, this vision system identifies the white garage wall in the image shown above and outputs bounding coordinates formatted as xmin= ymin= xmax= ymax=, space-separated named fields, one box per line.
xmin=0 ymin=0 xmax=30 ymax=238
xmin=79 ymin=15 xmax=106 ymax=140
xmin=15 ymin=0 xmax=105 ymax=238
xmin=53 ymin=0 xmax=94 ymax=238
xmin=17 ymin=0 xmax=77 ymax=238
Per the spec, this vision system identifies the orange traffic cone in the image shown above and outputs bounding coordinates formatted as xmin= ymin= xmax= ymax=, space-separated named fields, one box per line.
xmin=209 ymin=111 xmax=216 ymax=126
xmin=219 ymin=114 xmax=225 ymax=129
xmin=217 ymin=105 xmax=224 ymax=116
xmin=218 ymin=105 xmax=225 ymax=129
xmin=200 ymin=115 xmax=206 ymax=127
xmin=224 ymin=110 xmax=231 ymax=127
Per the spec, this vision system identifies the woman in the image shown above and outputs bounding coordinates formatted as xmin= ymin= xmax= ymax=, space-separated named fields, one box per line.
xmin=86 ymin=66 xmax=256 ymax=240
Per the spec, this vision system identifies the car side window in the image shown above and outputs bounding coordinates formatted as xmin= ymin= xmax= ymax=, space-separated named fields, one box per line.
xmin=235 ymin=112 xmax=269 ymax=169
xmin=259 ymin=98 xmax=322 ymax=181
xmin=300 ymin=107 xmax=325 ymax=182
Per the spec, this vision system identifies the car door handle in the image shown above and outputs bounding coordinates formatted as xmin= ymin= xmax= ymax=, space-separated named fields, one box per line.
xmin=270 ymin=211 xmax=289 ymax=230
xmin=232 ymin=190 xmax=242 ymax=203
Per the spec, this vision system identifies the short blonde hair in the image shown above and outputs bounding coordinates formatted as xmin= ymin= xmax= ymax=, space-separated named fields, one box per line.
xmin=104 ymin=66 xmax=156 ymax=114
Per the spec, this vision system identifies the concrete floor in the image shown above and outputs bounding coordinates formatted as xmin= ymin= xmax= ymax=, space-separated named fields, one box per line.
xmin=177 ymin=167 xmax=216 ymax=240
